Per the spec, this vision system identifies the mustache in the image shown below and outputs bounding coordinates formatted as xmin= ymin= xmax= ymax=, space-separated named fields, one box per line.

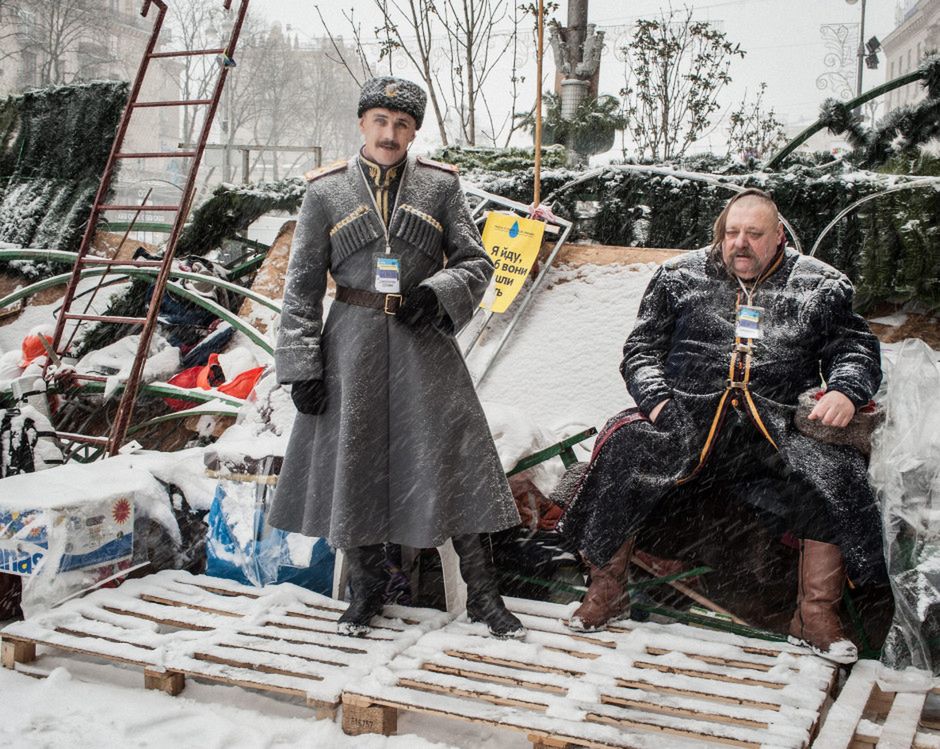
xmin=731 ymin=248 xmax=758 ymax=260
xmin=378 ymin=140 xmax=400 ymax=149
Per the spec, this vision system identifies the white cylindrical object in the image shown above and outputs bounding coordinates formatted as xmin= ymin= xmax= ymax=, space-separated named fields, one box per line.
xmin=560 ymin=79 xmax=589 ymax=120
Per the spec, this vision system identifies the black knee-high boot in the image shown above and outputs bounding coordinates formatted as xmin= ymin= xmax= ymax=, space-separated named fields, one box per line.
xmin=451 ymin=534 xmax=526 ymax=639
xmin=337 ymin=544 xmax=386 ymax=637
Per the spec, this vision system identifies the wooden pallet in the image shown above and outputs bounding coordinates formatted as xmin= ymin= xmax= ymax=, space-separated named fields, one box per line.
xmin=0 ymin=569 xmax=449 ymax=718
xmin=342 ymin=597 xmax=839 ymax=748
xmin=814 ymin=659 xmax=940 ymax=748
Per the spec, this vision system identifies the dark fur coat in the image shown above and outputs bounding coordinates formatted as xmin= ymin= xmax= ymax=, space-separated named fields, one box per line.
xmin=559 ymin=247 xmax=884 ymax=583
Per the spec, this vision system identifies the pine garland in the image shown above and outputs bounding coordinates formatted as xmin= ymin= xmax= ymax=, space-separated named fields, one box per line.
xmin=0 ymin=81 xmax=128 ymax=274
xmin=175 ymin=178 xmax=307 ymax=257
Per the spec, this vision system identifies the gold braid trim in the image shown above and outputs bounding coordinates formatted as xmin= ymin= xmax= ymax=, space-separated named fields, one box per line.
xmin=329 ymin=205 xmax=370 ymax=237
xmin=401 ymin=204 xmax=443 ymax=232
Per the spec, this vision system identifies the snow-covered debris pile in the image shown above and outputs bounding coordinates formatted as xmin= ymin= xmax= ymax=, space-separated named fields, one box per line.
xmin=0 ymin=448 xmax=215 ymax=615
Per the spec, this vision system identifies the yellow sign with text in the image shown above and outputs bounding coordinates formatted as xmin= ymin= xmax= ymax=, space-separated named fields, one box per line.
xmin=479 ymin=213 xmax=545 ymax=314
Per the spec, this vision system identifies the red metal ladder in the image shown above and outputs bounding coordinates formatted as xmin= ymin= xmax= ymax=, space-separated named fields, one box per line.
xmin=47 ymin=0 xmax=250 ymax=457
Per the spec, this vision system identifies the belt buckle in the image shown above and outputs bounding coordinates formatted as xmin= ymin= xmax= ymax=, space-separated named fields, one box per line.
xmin=384 ymin=294 xmax=402 ymax=315
xmin=724 ymin=378 xmax=747 ymax=390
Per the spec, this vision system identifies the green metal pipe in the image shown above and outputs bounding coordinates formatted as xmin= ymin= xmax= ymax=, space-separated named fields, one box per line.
xmin=764 ymin=70 xmax=926 ymax=169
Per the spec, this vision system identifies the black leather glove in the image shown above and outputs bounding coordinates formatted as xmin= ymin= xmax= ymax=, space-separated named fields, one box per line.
xmin=290 ymin=379 xmax=327 ymax=415
xmin=397 ymin=286 xmax=451 ymax=333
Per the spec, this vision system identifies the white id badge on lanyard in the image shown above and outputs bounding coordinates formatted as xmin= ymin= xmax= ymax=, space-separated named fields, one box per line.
xmin=736 ymin=305 xmax=764 ymax=339
xmin=373 ymin=253 xmax=401 ymax=293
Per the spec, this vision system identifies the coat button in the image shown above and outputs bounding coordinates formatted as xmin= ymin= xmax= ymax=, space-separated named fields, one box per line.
xmin=731 ymin=398 xmax=740 ymax=408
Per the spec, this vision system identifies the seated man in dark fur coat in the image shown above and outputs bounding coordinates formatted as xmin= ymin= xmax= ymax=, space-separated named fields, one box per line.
xmin=558 ymin=188 xmax=883 ymax=664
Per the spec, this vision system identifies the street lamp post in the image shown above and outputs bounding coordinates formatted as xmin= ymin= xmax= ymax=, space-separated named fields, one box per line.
xmin=846 ymin=0 xmax=866 ymax=98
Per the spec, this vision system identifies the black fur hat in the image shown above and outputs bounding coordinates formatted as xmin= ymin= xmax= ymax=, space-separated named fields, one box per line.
xmin=357 ymin=77 xmax=427 ymax=129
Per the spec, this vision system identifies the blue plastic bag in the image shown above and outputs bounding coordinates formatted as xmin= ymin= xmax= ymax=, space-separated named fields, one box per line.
xmin=205 ymin=480 xmax=333 ymax=594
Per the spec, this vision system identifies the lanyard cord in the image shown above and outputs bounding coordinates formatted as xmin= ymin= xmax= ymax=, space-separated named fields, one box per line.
xmin=735 ymin=274 xmax=758 ymax=306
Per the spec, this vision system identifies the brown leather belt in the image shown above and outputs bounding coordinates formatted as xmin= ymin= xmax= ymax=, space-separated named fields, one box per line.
xmin=335 ymin=285 xmax=402 ymax=315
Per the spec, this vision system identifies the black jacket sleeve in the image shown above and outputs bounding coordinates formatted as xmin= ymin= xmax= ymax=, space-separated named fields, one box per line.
xmin=818 ymin=276 xmax=882 ymax=407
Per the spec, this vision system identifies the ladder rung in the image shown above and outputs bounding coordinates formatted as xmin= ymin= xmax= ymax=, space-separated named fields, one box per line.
xmin=133 ymin=99 xmax=212 ymax=108
xmin=55 ymin=431 xmax=111 ymax=447
xmin=115 ymin=151 xmax=197 ymax=159
xmin=81 ymin=257 xmax=165 ymax=268
xmin=149 ymin=47 xmax=225 ymax=59
xmin=63 ymin=313 xmax=148 ymax=325
xmin=98 ymin=204 xmax=180 ymax=212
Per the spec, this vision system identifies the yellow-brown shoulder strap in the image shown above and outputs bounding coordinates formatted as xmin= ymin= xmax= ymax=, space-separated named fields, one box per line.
xmin=416 ymin=155 xmax=459 ymax=174
xmin=305 ymin=159 xmax=348 ymax=182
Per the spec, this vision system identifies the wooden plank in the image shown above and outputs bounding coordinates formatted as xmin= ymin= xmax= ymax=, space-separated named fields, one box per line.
xmin=424 ymin=662 xmax=566 ymax=696
xmin=1 ymin=633 xmax=152 ymax=669
xmin=2 ymin=638 xmax=36 ymax=669
xmin=175 ymin=578 xmax=261 ymax=599
xmin=144 ymin=668 xmax=185 ymax=696
xmin=101 ymin=604 xmax=213 ymax=631
xmin=876 ymin=691 xmax=928 ymax=749
xmin=423 ymin=655 xmax=775 ymax=731
xmin=605 ymin=620 xmax=790 ymax=659
xmin=645 ymin=646 xmax=775 ymax=673
xmin=343 ymin=686 xmax=732 ymax=749
xmin=342 ymin=698 xmax=398 ymax=736
xmin=615 ymin=679 xmax=779 ymax=711
xmin=814 ymin=660 xmax=879 ymax=749
xmin=263 ymin=617 xmax=398 ymax=641
xmin=585 ymin=710 xmax=760 ymax=749
xmin=191 ymin=651 xmax=326 ymax=683
xmin=214 ymin=640 xmax=349 ymax=669
xmin=446 ymin=649 xmax=584 ymax=677
xmin=138 ymin=594 xmax=241 ymax=618
xmin=371 ymin=666 xmax=797 ymax=748
xmin=238 ymin=626 xmax=372 ymax=654
xmin=632 ymin=659 xmax=785 ymax=689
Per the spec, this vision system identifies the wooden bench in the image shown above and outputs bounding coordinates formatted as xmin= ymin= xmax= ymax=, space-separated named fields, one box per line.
xmin=1 ymin=569 xmax=449 ymax=718
xmin=342 ymin=596 xmax=839 ymax=748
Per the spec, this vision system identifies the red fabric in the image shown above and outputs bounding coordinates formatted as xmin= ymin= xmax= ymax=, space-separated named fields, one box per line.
xmin=164 ymin=360 xmax=264 ymax=412
xmin=164 ymin=365 xmax=206 ymax=411
xmin=217 ymin=366 xmax=264 ymax=399
xmin=19 ymin=334 xmax=53 ymax=368
xmin=195 ymin=353 xmax=224 ymax=390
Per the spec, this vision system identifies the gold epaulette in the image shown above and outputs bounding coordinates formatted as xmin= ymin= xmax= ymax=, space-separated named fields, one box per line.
xmin=416 ymin=155 xmax=459 ymax=174
xmin=305 ymin=159 xmax=348 ymax=182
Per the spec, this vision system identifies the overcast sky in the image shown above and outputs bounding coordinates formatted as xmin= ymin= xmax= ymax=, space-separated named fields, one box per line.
xmin=247 ymin=0 xmax=905 ymax=153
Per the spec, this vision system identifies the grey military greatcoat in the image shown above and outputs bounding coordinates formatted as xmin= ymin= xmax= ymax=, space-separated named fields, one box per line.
xmin=270 ymin=155 xmax=520 ymax=549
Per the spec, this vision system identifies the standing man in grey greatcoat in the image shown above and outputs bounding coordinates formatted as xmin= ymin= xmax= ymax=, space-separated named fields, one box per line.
xmin=270 ymin=76 xmax=524 ymax=639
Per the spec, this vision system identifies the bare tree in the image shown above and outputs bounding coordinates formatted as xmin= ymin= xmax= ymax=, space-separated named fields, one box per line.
xmin=167 ymin=0 xmax=220 ymax=147
xmin=433 ymin=0 xmax=511 ymax=146
xmin=314 ymin=5 xmax=375 ymax=85
xmin=726 ymin=82 xmax=786 ymax=161
xmin=8 ymin=0 xmax=115 ymax=88
xmin=620 ymin=5 xmax=745 ymax=161
xmin=371 ymin=0 xmax=450 ymax=146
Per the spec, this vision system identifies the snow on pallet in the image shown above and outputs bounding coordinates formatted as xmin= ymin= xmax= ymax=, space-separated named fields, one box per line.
xmin=0 ymin=569 xmax=448 ymax=718
xmin=814 ymin=659 xmax=940 ymax=749
xmin=342 ymin=597 xmax=838 ymax=748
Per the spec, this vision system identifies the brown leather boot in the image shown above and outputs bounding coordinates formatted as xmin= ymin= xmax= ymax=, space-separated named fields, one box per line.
xmin=566 ymin=537 xmax=635 ymax=632
xmin=787 ymin=539 xmax=858 ymax=664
